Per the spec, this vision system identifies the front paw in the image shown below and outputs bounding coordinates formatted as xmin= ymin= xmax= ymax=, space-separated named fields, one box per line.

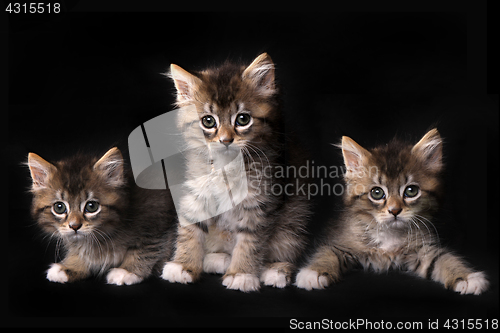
xmin=106 ymin=268 xmax=143 ymax=286
xmin=295 ymin=268 xmax=330 ymax=290
xmin=260 ymin=267 xmax=290 ymax=288
xmin=161 ymin=262 xmax=194 ymax=284
xmin=454 ymin=272 xmax=489 ymax=295
xmin=46 ymin=263 xmax=68 ymax=284
xmin=222 ymin=273 xmax=260 ymax=292
xmin=203 ymin=253 xmax=231 ymax=274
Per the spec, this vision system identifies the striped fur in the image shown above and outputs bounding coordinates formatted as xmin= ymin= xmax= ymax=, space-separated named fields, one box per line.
xmin=162 ymin=53 xmax=311 ymax=292
xmin=296 ymin=129 xmax=489 ymax=295
xmin=28 ymin=148 xmax=177 ymax=285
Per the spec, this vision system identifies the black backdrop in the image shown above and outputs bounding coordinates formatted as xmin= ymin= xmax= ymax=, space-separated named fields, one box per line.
xmin=5 ymin=3 xmax=498 ymax=327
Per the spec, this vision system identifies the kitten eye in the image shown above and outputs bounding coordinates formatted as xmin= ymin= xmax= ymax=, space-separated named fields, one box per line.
xmin=370 ymin=187 xmax=385 ymax=200
xmin=84 ymin=201 xmax=100 ymax=213
xmin=53 ymin=202 xmax=67 ymax=214
xmin=404 ymin=185 xmax=420 ymax=198
xmin=235 ymin=113 xmax=251 ymax=127
xmin=201 ymin=116 xmax=216 ymax=129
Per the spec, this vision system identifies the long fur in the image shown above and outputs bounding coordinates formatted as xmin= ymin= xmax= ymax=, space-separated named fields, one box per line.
xmin=27 ymin=148 xmax=177 ymax=285
xmin=162 ymin=53 xmax=311 ymax=292
xmin=295 ymin=129 xmax=489 ymax=295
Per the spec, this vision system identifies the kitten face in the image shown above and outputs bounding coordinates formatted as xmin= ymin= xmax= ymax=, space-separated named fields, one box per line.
xmin=170 ymin=53 xmax=278 ymax=160
xmin=342 ymin=129 xmax=443 ymax=230
xmin=28 ymin=148 xmax=127 ymax=242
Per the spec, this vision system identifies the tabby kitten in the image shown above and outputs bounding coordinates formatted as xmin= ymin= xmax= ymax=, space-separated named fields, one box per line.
xmin=161 ymin=53 xmax=311 ymax=292
xmin=295 ymin=129 xmax=489 ymax=295
xmin=28 ymin=147 xmax=177 ymax=285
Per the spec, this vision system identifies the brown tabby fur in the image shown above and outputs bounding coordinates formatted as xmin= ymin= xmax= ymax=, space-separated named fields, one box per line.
xmin=28 ymin=148 xmax=177 ymax=285
xmin=162 ymin=53 xmax=311 ymax=292
xmin=295 ymin=129 xmax=489 ymax=295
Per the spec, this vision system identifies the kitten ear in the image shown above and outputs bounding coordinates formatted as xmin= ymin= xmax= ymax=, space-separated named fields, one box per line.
xmin=27 ymin=153 xmax=56 ymax=191
xmin=411 ymin=128 xmax=443 ymax=172
xmin=341 ymin=136 xmax=371 ymax=173
xmin=169 ymin=64 xmax=201 ymax=104
xmin=93 ymin=147 xmax=125 ymax=186
xmin=242 ymin=53 xmax=275 ymax=96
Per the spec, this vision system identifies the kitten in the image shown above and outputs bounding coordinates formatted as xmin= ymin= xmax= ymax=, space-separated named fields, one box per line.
xmin=161 ymin=53 xmax=311 ymax=292
xmin=28 ymin=147 xmax=177 ymax=285
xmin=295 ymin=129 xmax=489 ymax=295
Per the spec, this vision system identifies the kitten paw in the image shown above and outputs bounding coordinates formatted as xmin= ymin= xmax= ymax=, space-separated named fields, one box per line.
xmin=260 ymin=267 xmax=289 ymax=288
xmin=106 ymin=268 xmax=142 ymax=286
xmin=161 ymin=262 xmax=193 ymax=284
xmin=454 ymin=272 xmax=489 ymax=295
xmin=46 ymin=263 xmax=68 ymax=284
xmin=295 ymin=268 xmax=330 ymax=290
xmin=222 ymin=273 xmax=260 ymax=292
xmin=203 ymin=253 xmax=231 ymax=274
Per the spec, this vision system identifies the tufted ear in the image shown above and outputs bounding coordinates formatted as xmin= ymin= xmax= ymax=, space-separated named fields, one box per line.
xmin=93 ymin=147 xmax=125 ymax=186
xmin=169 ymin=64 xmax=202 ymax=104
xmin=242 ymin=53 xmax=275 ymax=96
xmin=341 ymin=136 xmax=372 ymax=175
xmin=27 ymin=153 xmax=56 ymax=191
xmin=411 ymin=128 xmax=443 ymax=172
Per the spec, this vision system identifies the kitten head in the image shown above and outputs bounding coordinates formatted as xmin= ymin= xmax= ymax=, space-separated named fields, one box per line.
xmin=169 ymin=53 xmax=279 ymax=158
xmin=27 ymin=148 xmax=127 ymax=242
xmin=341 ymin=129 xmax=443 ymax=230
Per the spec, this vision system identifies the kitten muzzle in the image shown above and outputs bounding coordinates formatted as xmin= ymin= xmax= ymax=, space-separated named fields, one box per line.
xmin=219 ymin=138 xmax=234 ymax=147
xmin=69 ymin=222 xmax=82 ymax=232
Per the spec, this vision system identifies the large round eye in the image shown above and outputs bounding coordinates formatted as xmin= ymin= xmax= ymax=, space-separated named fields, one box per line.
xmin=201 ymin=115 xmax=216 ymax=129
xmin=404 ymin=185 xmax=420 ymax=198
xmin=370 ymin=187 xmax=385 ymax=200
xmin=84 ymin=201 xmax=100 ymax=213
xmin=53 ymin=202 xmax=67 ymax=214
xmin=235 ymin=113 xmax=251 ymax=127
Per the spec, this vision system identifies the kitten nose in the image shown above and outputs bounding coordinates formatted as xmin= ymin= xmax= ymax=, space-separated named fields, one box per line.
xmin=219 ymin=138 xmax=234 ymax=147
xmin=69 ymin=222 xmax=82 ymax=231
xmin=388 ymin=207 xmax=402 ymax=216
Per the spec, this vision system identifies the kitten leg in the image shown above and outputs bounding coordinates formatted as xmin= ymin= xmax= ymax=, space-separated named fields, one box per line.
xmin=203 ymin=226 xmax=233 ymax=274
xmin=47 ymin=253 xmax=90 ymax=283
xmin=260 ymin=262 xmax=294 ymax=288
xmin=161 ymin=222 xmax=206 ymax=284
xmin=222 ymin=232 xmax=262 ymax=292
xmin=408 ymin=246 xmax=489 ymax=295
xmin=295 ymin=245 xmax=343 ymax=290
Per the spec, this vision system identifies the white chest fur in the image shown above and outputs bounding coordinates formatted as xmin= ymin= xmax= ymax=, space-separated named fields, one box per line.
xmin=371 ymin=229 xmax=405 ymax=252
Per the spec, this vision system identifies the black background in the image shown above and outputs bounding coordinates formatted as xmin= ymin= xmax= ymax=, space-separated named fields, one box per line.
xmin=5 ymin=1 xmax=499 ymax=327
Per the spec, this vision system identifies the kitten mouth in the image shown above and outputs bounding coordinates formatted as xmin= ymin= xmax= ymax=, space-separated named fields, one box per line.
xmin=387 ymin=219 xmax=407 ymax=229
xmin=63 ymin=230 xmax=86 ymax=240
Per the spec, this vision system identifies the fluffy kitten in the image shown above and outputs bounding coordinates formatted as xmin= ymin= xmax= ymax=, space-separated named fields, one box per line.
xmin=161 ymin=53 xmax=311 ymax=292
xmin=295 ymin=129 xmax=489 ymax=295
xmin=28 ymin=147 xmax=177 ymax=285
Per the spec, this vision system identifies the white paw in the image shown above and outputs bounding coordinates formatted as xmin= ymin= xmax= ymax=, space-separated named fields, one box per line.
xmin=203 ymin=253 xmax=231 ymax=274
xmin=454 ymin=272 xmax=489 ymax=295
xmin=161 ymin=262 xmax=193 ymax=284
xmin=106 ymin=268 xmax=142 ymax=286
xmin=222 ymin=273 xmax=260 ymax=292
xmin=295 ymin=268 xmax=330 ymax=290
xmin=46 ymin=263 xmax=68 ymax=284
xmin=260 ymin=268 xmax=289 ymax=288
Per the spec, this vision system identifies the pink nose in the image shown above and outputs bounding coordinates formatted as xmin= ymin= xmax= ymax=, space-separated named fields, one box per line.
xmin=69 ymin=222 xmax=82 ymax=231
xmin=219 ymin=138 xmax=234 ymax=147
xmin=388 ymin=208 xmax=402 ymax=216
